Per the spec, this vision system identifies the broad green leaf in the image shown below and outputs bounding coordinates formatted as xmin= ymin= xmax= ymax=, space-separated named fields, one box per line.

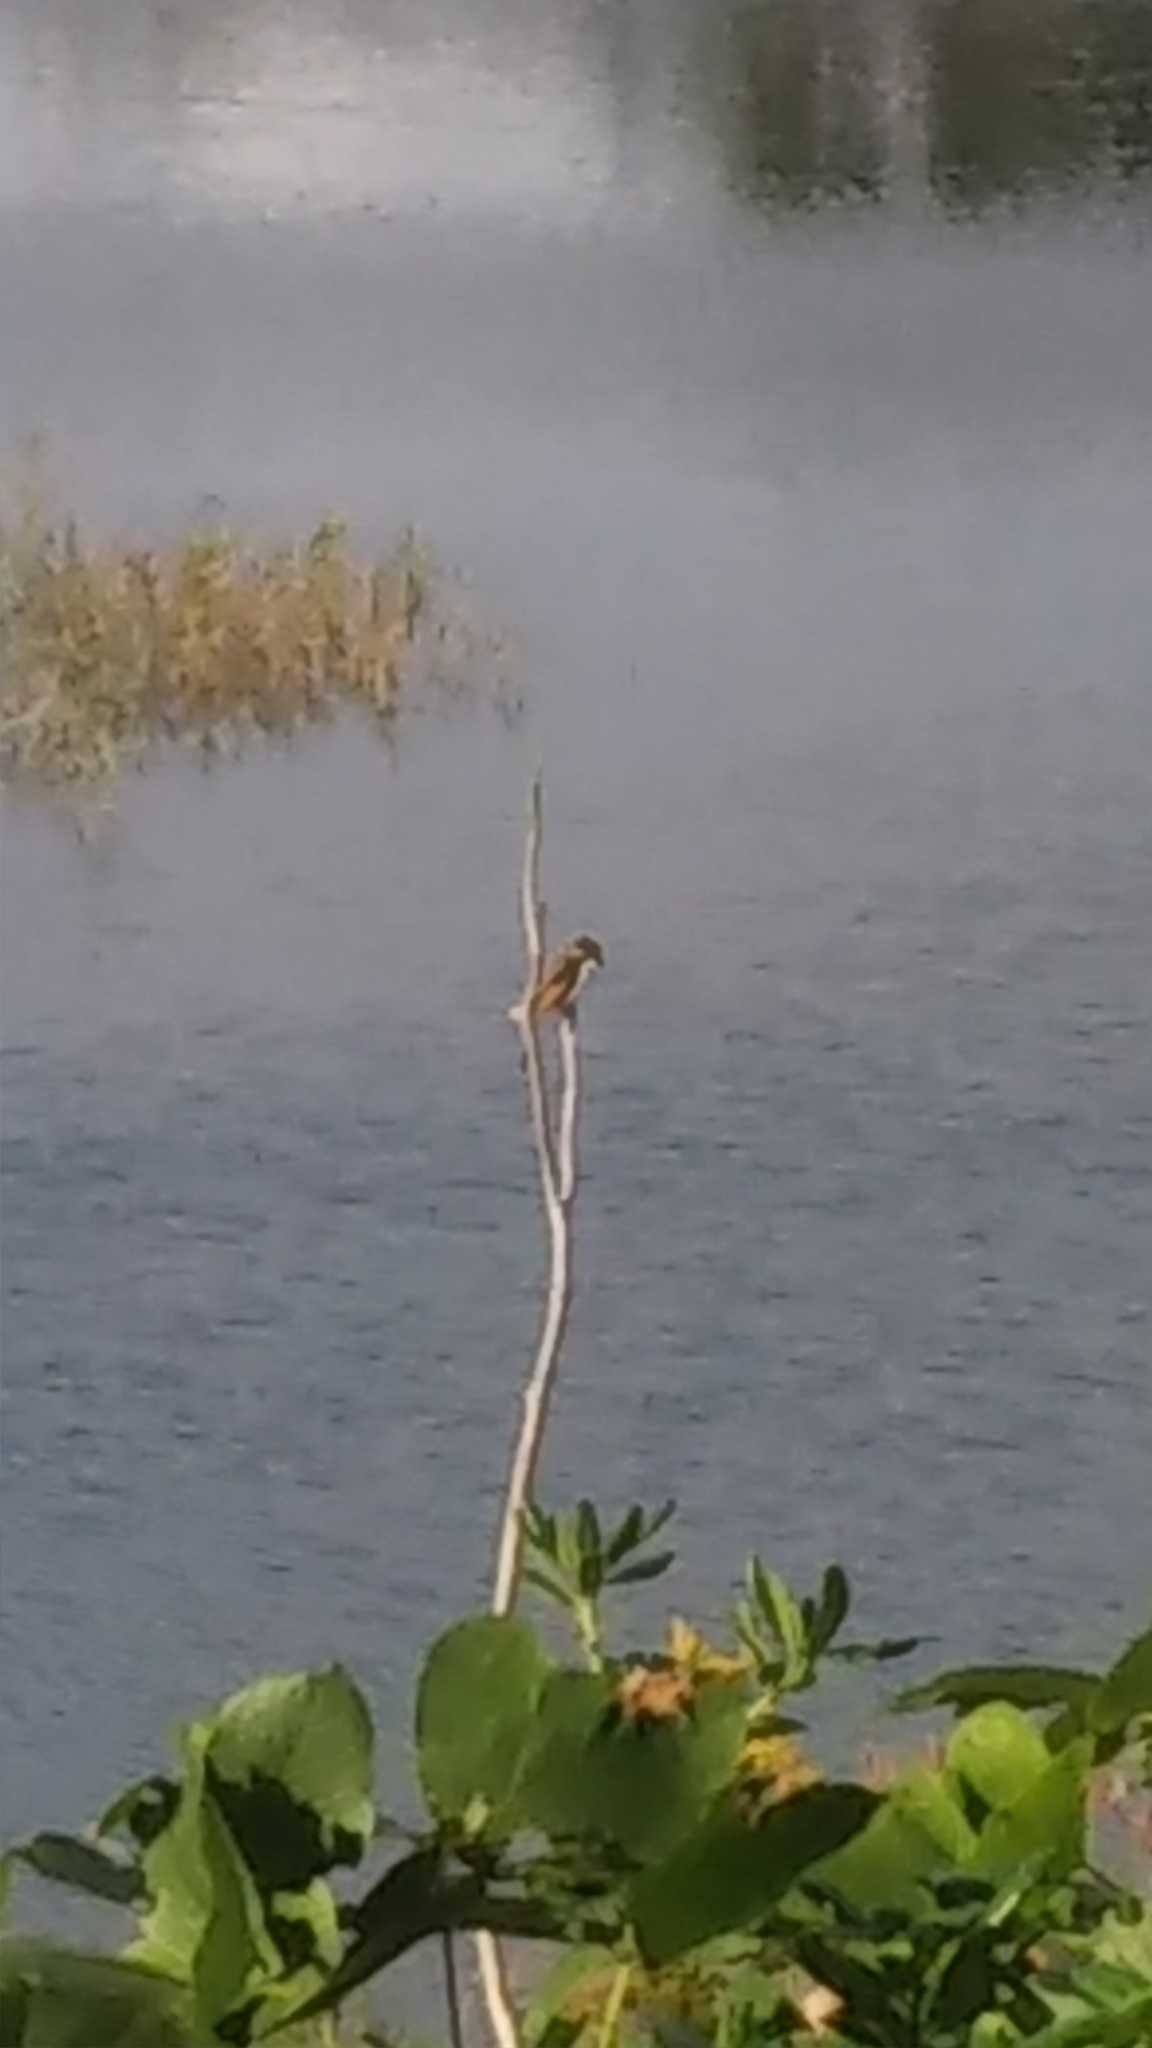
xmin=126 ymin=1726 xmax=216 ymax=1982
xmin=266 ymin=1879 xmax=342 ymax=1974
xmin=521 ymin=1671 xmax=746 ymax=1861
xmin=192 ymin=1793 xmax=278 ymax=2036
xmin=947 ymin=1702 xmax=1051 ymax=1810
xmin=814 ymin=1768 xmax=974 ymax=1913
xmin=631 ymin=1784 xmax=877 ymax=1965
xmin=207 ymin=1666 xmax=374 ymax=1874
xmin=0 ymin=1939 xmax=194 ymax=2048
xmin=1091 ymin=1625 xmax=1152 ymax=1736
xmin=416 ymin=1616 xmax=551 ymax=1830
xmin=122 ymin=1723 xmax=280 ymax=2033
xmin=234 ymin=1881 xmax=343 ymax=2039
xmin=896 ymin=1664 xmax=1099 ymax=1718
xmin=10 ymin=1834 xmax=143 ymax=1908
xmin=970 ymin=1737 xmax=1090 ymax=1884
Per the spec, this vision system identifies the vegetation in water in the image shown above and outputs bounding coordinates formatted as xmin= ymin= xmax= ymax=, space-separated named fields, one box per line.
xmin=0 ymin=482 xmax=513 ymax=787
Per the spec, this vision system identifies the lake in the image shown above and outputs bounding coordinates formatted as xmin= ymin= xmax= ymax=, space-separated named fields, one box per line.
xmin=2 ymin=0 xmax=1151 ymax=1847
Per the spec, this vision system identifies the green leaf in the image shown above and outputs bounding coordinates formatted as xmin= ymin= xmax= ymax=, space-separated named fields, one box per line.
xmin=604 ymin=1506 xmax=645 ymax=1568
xmin=1091 ymin=1625 xmax=1152 ymax=1737
xmin=521 ymin=1672 xmax=747 ymax=1861
xmin=523 ymin=1505 xmax=557 ymax=1559
xmin=809 ymin=1566 xmax=850 ymax=1656
xmin=576 ymin=1501 xmax=601 ymax=1560
xmin=9 ymin=1834 xmax=143 ymax=1908
xmin=192 ymin=1791 xmax=278 ymax=2036
xmin=416 ymin=1616 xmax=551 ymax=1831
xmin=970 ymin=1737 xmax=1090 ymax=1884
xmin=97 ymin=1777 xmax=180 ymax=1848
xmin=895 ymin=1664 xmax=1100 ymax=1718
xmin=126 ymin=1726 xmax=217 ymax=1982
xmin=122 ymin=1724 xmax=280 ymax=2034
xmin=947 ymin=1702 xmax=1052 ymax=1810
xmin=0 ymin=1939 xmax=195 ymax=2048
xmin=1022 ymin=1997 xmax=1152 ymax=2047
xmin=605 ymin=1551 xmax=676 ymax=1589
xmin=631 ymin=1784 xmax=878 ymax=1964
xmin=207 ymin=1666 xmax=374 ymax=1876
xmin=748 ymin=1561 xmax=809 ymax=1688
xmin=523 ymin=1564 xmax=572 ymax=1605
xmin=827 ymin=1635 xmax=920 ymax=1665
xmin=814 ymin=1768 xmax=975 ymax=1913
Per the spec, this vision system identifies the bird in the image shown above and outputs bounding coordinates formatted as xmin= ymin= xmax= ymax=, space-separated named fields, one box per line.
xmin=510 ymin=934 xmax=604 ymax=1023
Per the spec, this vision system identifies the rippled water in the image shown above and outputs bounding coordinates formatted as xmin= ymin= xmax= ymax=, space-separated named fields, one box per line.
xmin=2 ymin=0 xmax=1151 ymax=1846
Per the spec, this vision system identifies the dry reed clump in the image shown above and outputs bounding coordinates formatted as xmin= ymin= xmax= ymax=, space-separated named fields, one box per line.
xmin=0 ymin=495 xmax=481 ymax=786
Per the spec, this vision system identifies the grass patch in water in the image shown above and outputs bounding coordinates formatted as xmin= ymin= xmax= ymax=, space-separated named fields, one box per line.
xmin=0 ymin=488 xmax=510 ymax=786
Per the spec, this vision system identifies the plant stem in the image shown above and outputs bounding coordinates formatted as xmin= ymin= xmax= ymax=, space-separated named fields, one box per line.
xmin=596 ymin=1963 xmax=632 ymax=2048
xmin=491 ymin=780 xmax=580 ymax=1614
xmin=477 ymin=775 xmax=588 ymax=2048
xmin=574 ymin=1594 xmax=605 ymax=1674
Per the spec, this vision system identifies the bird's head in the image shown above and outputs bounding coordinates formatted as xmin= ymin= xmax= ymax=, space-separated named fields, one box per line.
xmin=570 ymin=934 xmax=605 ymax=968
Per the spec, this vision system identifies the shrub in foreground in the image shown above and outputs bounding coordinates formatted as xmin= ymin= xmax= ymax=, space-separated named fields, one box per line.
xmin=3 ymin=1506 xmax=1150 ymax=2048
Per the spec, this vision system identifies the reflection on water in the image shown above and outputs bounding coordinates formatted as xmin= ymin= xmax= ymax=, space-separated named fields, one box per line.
xmin=2 ymin=0 xmax=1151 ymax=1851
xmin=694 ymin=0 xmax=1152 ymax=209
xmin=1 ymin=0 xmax=1150 ymax=220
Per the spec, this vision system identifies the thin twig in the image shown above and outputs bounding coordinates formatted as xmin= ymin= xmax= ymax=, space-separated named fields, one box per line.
xmin=477 ymin=776 xmax=588 ymax=2048
xmin=440 ymin=1932 xmax=465 ymax=2048
xmin=596 ymin=1963 xmax=632 ymax=2048
xmin=490 ymin=776 xmax=579 ymax=1616
xmin=475 ymin=1928 xmax=521 ymax=2048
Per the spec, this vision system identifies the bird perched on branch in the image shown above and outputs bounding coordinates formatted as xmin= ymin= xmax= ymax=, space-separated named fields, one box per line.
xmin=510 ymin=934 xmax=604 ymax=1023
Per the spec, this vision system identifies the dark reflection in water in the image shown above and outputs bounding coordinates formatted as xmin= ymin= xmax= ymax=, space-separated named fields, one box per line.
xmin=2 ymin=0 xmax=1151 ymax=1857
xmin=2 ymin=0 xmax=1150 ymax=218
xmin=693 ymin=0 xmax=1152 ymax=210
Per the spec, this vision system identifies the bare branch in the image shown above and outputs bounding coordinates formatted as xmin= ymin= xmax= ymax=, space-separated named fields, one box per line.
xmin=557 ymin=1017 xmax=580 ymax=1207
xmin=491 ymin=778 xmax=579 ymax=1615
xmin=475 ymin=1927 xmax=521 ymax=2048
xmin=477 ymin=776 xmax=589 ymax=2047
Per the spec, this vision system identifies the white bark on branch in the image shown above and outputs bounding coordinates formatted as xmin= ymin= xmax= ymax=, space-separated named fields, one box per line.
xmin=476 ymin=776 xmax=587 ymax=2048
xmin=490 ymin=776 xmax=581 ymax=1617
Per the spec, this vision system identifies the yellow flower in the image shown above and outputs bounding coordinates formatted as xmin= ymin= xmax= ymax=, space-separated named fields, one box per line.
xmin=664 ymin=1617 xmax=751 ymax=1685
xmin=612 ymin=1621 xmax=749 ymax=1728
xmin=735 ymin=1733 xmax=821 ymax=1817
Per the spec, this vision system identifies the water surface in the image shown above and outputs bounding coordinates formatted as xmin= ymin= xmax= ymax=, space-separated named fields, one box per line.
xmin=2 ymin=0 xmax=1151 ymax=1842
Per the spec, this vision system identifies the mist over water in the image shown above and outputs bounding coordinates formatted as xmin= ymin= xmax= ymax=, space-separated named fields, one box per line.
xmin=2 ymin=0 xmax=1151 ymax=1838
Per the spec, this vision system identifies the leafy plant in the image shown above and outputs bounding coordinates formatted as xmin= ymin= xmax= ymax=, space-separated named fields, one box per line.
xmin=522 ymin=1499 xmax=677 ymax=1668
xmin=4 ymin=1544 xmax=1149 ymax=2048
